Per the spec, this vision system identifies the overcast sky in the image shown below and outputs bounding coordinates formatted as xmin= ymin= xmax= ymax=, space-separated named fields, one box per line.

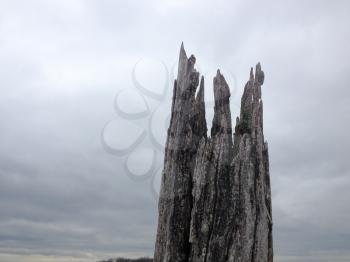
xmin=0 ymin=0 xmax=350 ymax=261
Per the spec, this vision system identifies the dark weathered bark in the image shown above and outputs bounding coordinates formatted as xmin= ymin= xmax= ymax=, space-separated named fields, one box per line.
xmin=154 ymin=45 xmax=273 ymax=262
xmin=154 ymin=43 xmax=207 ymax=262
xmin=227 ymin=64 xmax=273 ymax=262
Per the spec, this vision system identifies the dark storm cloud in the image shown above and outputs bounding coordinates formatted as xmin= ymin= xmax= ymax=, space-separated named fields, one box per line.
xmin=0 ymin=0 xmax=349 ymax=261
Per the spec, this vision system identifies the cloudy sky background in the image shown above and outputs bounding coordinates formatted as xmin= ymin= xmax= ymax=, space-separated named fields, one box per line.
xmin=0 ymin=0 xmax=349 ymax=261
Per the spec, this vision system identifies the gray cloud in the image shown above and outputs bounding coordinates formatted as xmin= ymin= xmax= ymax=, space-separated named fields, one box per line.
xmin=0 ymin=0 xmax=349 ymax=261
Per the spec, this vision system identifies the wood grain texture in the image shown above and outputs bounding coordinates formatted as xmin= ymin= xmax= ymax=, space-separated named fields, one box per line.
xmin=154 ymin=45 xmax=273 ymax=262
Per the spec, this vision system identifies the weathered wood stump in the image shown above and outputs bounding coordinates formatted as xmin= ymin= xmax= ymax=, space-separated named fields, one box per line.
xmin=154 ymin=44 xmax=273 ymax=262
